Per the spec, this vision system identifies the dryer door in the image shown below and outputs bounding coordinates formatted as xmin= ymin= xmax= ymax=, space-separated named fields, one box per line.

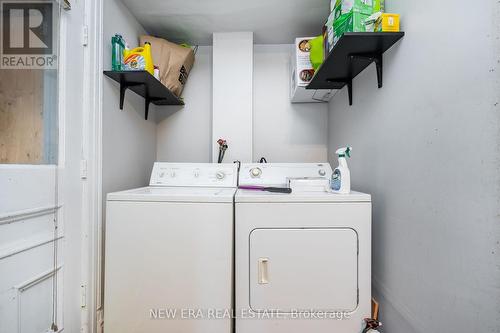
xmin=249 ymin=228 xmax=358 ymax=313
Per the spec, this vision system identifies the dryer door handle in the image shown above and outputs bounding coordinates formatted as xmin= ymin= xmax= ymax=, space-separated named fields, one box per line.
xmin=258 ymin=258 xmax=269 ymax=284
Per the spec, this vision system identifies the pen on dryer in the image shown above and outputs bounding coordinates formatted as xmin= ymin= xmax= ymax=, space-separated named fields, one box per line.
xmin=238 ymin=185 xmax=292 ymax=194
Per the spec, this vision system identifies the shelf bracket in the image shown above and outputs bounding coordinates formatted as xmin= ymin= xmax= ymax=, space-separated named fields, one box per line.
xmin=326 ymin=78 xmax=353 ymax=105
xmin=326 ymin=53 xmax=383 ymax=106
xmin=144 ymin=96 xmax=151 ymax=120
xmin=119 ymin=81 xmax=143 ymax=110
xmin=347 ymin=79 xmax=353 ymax=105
xmin=350 ymin=53 xmax=383 ymax=88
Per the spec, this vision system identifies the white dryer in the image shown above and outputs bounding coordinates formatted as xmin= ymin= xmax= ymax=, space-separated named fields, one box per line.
xmin=235 ymin=163 xmax=371 ymax=333
xmin=104 ymin=163 xmax=237 ymax=333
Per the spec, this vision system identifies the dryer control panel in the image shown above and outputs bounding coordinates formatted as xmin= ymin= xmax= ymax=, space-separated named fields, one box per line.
xmin=239 ymin=163 xmax=333 ymax=186
xmin=150 ymin=163 xmax=238 ymax=187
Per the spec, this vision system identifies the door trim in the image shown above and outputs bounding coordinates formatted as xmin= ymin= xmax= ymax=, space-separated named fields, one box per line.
xmin=81 ymin=0 xmax=104 ymax=332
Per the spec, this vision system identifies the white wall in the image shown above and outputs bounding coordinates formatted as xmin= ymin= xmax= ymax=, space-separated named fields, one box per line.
xmin=156 ymin=46 xmax=213 ymax=162
xmin=213 ymin=32 xmax=254 ymax=162
xmin=253 ymin=45 xmax=328 ymax=162
xmin=102 ymin=0 xmax=157 ymax=197
xmin=327 ymin=1 xmax=500 ymax=332
xmin=156 ymin=44 xmax=328 ymax=163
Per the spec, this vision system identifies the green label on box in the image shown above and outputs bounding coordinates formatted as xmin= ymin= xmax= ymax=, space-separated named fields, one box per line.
xmin=334 ymin=11 xmax=369 ymax=33
xmin=333 ymin=11 xmax=369 ymax=45
xmin=342 ymin=0 xmax=374 ymax=15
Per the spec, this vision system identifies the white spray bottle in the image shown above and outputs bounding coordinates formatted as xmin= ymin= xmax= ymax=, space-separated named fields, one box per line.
xmin=331 ymin=147 xmax=351 ymax=194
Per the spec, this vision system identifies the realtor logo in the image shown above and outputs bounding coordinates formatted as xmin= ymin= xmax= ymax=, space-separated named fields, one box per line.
xmin=1 ymin=0 xmax=57 ymax=68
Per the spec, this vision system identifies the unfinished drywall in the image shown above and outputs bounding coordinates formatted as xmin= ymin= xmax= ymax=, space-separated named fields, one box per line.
xmin=156 ymin=44 xmax=328 ymax=162
xmin=327 ymin=1 xmax=500 ymax=332
xmin=102 ymin=0 xmax=157 ymax=195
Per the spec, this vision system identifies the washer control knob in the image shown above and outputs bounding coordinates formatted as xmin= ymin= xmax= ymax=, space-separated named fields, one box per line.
xmin=216 ymin=171 xmax=225 ymax=180
xmin=318 ymin=169 xmax=326 ymax=176
xmin=250 ymin=167 xmax=262 ymax=178
xmin=159 ymin=172 xmax=165 ymax=178
xmin=193 ymin=170 xmax=200 ymax=178
xmin=170 ymin=171 xmax=176 ymax=178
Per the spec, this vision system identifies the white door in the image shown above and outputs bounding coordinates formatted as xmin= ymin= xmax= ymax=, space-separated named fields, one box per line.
xmin=0 ymin=1 xmax=86 ymax=332
xmin=0 ymin=165 xmax=63 ymax=333
xmin=249 ymin=228 xmax=358 ymax=313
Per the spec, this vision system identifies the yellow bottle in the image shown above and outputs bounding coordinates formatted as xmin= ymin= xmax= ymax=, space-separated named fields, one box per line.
xmin=123 ymin=42 xmax=154 ymax=75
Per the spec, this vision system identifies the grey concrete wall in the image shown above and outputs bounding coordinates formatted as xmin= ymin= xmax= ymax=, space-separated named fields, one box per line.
xmin=327 ymin=0 xmax=500 ymax=332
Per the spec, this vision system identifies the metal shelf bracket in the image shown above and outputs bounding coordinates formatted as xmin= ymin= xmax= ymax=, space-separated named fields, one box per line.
xmin=119 ymin=81 xmax=165 ymax=120
xmin=350 ymin=53 xmax=383 ymax=88
xmin=326 ymin=53 xmax=384 ymax=106
xmin=119 ymin=81 xmax=143 ymax=110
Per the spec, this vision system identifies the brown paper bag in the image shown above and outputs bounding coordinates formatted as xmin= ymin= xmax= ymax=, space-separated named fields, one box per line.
xmin=140 ymin=35 xmax=195 ymax=97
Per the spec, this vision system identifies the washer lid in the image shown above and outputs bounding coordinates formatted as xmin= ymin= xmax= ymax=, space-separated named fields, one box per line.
xmin=107 ymin=186 xmax=236 ymax=203
xmin=235 ymin=189 xmax=371 ymax=203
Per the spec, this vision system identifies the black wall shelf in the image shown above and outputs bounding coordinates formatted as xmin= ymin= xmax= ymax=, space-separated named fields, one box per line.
xmin=103 ymin=70 xmax=184 ymax=120
xmin=306 ymin=32 xmax=405 ymax=105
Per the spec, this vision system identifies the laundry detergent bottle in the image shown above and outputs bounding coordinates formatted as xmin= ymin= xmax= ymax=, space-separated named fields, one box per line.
xmin=331 ymin=146 xmax=351 ymax=194
xmin=123 ymin=42 xmax=154 ymax=75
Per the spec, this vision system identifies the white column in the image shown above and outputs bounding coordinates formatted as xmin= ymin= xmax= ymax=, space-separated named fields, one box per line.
xmin=212 ymin=32 xmax=253 ymax=163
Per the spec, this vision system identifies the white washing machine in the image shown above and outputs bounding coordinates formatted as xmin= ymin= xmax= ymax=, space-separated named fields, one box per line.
xmin=104 ymin=163 xmax=237 ymax=333
xmin=235 ymin=163 xmax=371 ymax=333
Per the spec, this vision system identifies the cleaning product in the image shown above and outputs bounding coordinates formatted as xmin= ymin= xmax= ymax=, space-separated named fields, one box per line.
xmin=365 ymin=12 xmax=400 ymax=32
xmin=123 ymin=42 xmax=154 ymax=75
xmin=331 ymin=147 xmax=352 ymax=194
xmin=327 ymin=0 xmax=372 ymax=49
xmin=111 ymin=34 xmax=126 ymax=71
xmin=309 ymin=35 xmax=324 ymax=70
xmin=364 ymin=12 xmax=382 ymax=32
xmin=378 ymin=13 xmax=400 ymax=32
xmin=339 ymin=0 xmax=374 ymax=16
xmin=153 ymin=65 xmax=160 ymax=80
xmin=290 ymin=37 xmax=333 ymax=103
xmin=324 ymin=10 xmax=336 ymax=53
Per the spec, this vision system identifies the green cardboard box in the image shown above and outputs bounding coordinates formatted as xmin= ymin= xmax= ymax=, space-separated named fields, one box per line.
xmin=339 ymin=0 xmax=374 ymax=16
xmin=332 ymin=0 xmax=383 ymax=22
xmin=333 ymin=11 xmax=369 ymax=45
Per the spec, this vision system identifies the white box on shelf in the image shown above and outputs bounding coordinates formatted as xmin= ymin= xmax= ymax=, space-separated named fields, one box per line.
xmin=290 ymin=37 xmax=333 ymax=103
